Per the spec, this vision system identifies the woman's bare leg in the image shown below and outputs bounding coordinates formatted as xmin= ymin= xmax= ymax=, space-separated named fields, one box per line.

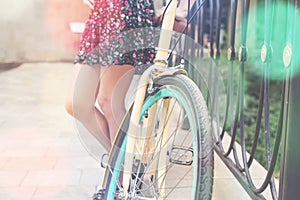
xmin=97 ymin=64 xmax=134 ymax=144
xmin=65 ymin=63 xmax=111 ymax=151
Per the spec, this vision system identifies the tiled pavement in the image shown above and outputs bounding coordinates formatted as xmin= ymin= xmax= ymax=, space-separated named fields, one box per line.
xmin=0 ymin=63 xmax=273 ymax=199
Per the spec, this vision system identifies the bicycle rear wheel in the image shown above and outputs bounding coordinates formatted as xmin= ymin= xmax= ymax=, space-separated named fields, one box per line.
xmin=105 ymin=74 xmax=214 ymax=200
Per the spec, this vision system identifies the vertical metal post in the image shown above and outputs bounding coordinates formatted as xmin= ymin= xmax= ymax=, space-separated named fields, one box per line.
xmin=279 ymin=1 xmax=300 ymax=199
xmin=279 ymin=72 xmax=300 ymax=199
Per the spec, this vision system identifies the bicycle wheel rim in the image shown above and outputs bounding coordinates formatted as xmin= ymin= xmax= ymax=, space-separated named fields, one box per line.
xmin=107 ymin=88 xmax=198 ymax=199
xmin=106 ymin=84 xmax=201 ymax=199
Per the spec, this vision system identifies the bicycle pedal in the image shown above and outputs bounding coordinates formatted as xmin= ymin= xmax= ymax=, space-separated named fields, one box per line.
xmin=100 ymin=153 xmax=109 ymax=168
xmin=169 ymin=145 xmax=193 ymax=166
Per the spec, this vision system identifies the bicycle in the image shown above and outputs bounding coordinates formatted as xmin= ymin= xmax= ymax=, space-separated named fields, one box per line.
xmin=100 ymin=0 xmax=214 ymax=199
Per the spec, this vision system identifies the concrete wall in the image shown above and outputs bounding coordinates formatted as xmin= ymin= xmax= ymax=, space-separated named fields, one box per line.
xmin=0 ymin=0 xmax=90 ymax=62
xmin=0 ymin=0 xmax=259 ymax=63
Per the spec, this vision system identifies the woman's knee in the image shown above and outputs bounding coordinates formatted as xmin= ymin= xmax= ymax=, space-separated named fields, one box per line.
xmin=65 ymin=97 xmax=86 ymax=118
xmin=65 ymin=98 xmax=74 ymax=116
xmin=65 ymin=94 xmax=95 ymax=122
xmin=97 ymin=95 xmax=112 ymax=118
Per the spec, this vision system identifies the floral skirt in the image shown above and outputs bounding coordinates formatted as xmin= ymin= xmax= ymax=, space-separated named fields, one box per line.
xmin=74 ymin=0 xmax=157 ymax=74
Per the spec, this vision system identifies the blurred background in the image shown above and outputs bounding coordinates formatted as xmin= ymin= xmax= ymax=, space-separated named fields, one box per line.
xmin=0 ymin=0 xmax=90 ymax=63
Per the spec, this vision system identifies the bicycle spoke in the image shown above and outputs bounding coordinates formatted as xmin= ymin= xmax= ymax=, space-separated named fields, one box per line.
xmin=106 ymin=75 xmax=213 ymax=200
xmin=164 ymin=167 xmax=193 ymax=198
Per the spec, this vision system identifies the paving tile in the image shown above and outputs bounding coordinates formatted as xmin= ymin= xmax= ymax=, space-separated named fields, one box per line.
xmin=44 ymin=143 xmax=92 ymax=157
xmin=79 ymin=168 xmax=104 ymax=185
xmin=0 ymin=186 xmax=36 ymax=200
xmin=213 ymin=178 xmax=251 ymax=200
xmin=214 ymin=155 xmax=235 ymax=179
xmin=54 ymin=156 xmax=100 ymax=170
xmin=0 ymin=157 xmax=8 ymax=169
xmin=1 ymin=157 xmax=58 ymax=171
xmin=0 ymin=146 xmax=48 ymax=157
xmin=21 ymin=170 xmax=81 ymax=187
xmin=32 ymin=186 xmax=94 ymax=200
xmin=0 ymin=127 xmax=62 ymax=151
xmin=0 ymin=171 xmax=28 ymax=187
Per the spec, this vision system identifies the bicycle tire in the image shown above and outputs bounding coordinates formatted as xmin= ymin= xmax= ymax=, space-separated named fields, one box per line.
xmin=104 ymin=74 xmax=214 ymax=200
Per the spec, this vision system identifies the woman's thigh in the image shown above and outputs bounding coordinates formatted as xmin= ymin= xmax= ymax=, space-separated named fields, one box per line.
xmin=66 ymin=64 xmax=101 ymax=117
xmin=97 ymin=64 xmax=134 ymax=127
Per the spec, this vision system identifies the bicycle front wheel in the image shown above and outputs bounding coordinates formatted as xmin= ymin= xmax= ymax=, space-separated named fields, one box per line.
xmin=105 ymin=74 xmax=214 ymax=200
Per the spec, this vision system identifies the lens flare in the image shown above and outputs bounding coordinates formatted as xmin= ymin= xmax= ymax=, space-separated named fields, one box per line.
xmin=45 ymin=0 xmax=90 ymax=53
xmin=246 ymin=2 xmax=300 ymax=80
